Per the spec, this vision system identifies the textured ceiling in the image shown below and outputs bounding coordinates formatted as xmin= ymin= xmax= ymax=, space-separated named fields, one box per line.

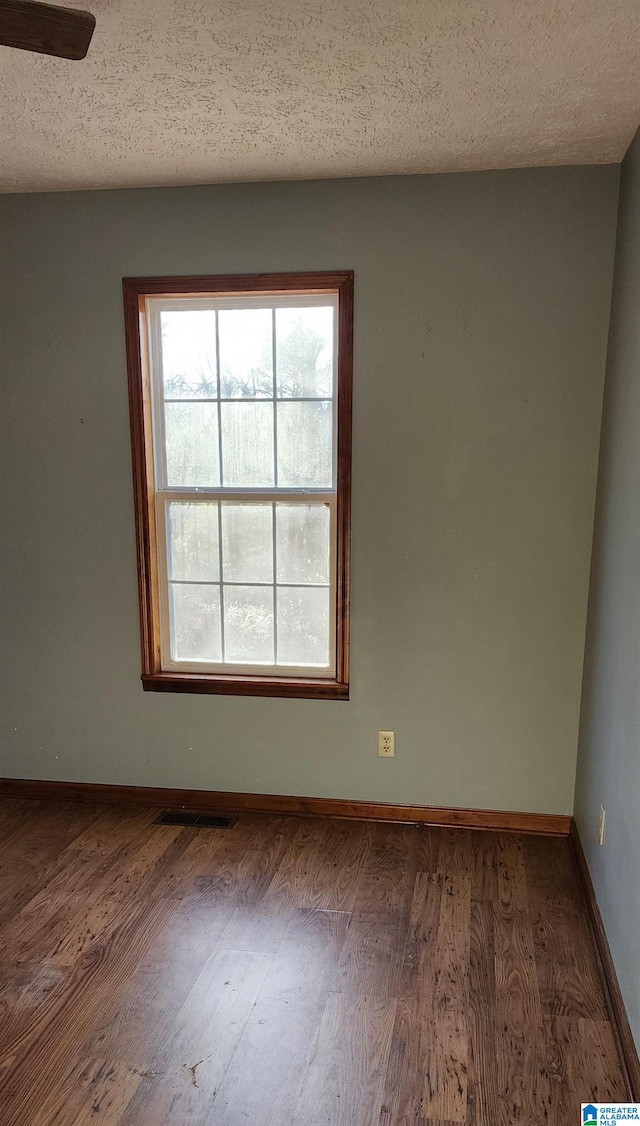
xmin=1 ymin=0 xmax=639 ymax=193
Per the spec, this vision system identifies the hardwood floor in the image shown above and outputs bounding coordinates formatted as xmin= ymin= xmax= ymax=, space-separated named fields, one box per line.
xmin=0 ymin=798 xmax=628 ymax=1125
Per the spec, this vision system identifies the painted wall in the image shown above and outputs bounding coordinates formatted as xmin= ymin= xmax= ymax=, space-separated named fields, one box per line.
xmin=575 ymin=128 xmax=640 ymax=1048
xmin=0 ymin=166 xmax=618 ymax=814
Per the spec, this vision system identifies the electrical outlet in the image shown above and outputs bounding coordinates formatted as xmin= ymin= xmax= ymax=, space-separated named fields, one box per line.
xmin=598 ymin=805 xmax=606 ymax=847
xmin=378 ymin=731 xmax=395 ymax=757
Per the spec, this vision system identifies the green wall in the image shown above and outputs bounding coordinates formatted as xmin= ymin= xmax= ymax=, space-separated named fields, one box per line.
xmin=575 ymin=127 xmax=640 ymax=1048
xmin=0 ymin=166 xmax=619 ymax=814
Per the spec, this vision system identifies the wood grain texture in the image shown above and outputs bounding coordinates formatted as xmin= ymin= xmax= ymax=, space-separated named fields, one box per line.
xmin=141 ymin=670 xmax=350 ymax=698
xmin=466 ymin=900 xmax=499 ymax=1125
xmin=0 ymin=900 xmax=175 ymax=1126
xmin=123 ymin=271 xmax=353 ymax=700
xmin=0 ymin=0 xmax=95 ymax=61
xmin=209 ymin=908 xmax=350 ymax=1125
xmin=29 ymin=1057 xmax=143 ymax=1125
xmin=121 ymin=947 xmax=273 ymax=1124
xmin=0 ymin=799 xmax=629 ymax=1125
xmin=0 ymin=777 xmax=572 ymax=834
xmin=570 ymin=821 xmax=640 ymax=1098
xmin=290 ymin=992 xmax=397 ymax=1126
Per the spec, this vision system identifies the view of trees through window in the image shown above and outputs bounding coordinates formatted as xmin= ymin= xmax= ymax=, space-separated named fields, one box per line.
xmin=153 ymin=302 xmax=336 ymax=671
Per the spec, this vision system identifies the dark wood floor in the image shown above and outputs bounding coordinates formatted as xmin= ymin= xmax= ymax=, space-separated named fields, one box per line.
xmin=0 ymin=797 xmax=628 ymax=1125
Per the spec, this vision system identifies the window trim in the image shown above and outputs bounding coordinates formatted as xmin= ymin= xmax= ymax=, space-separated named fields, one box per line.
xmin=123 ymin=271 xmax=353 ymax=700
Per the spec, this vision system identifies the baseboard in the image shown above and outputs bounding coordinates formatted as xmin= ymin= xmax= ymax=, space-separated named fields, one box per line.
xmin=569 ymin=821 xmax=640 ymax=1099
xmin=0 ymin=776 xmax=570 ymax=835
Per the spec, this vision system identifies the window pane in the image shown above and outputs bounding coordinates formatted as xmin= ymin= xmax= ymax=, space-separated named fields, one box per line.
xmin=277 ymin=401 xmax=332 ymax=487
xmin=165 ymin=402 xmax=220 ymax=487
xmin=276 ymin=306 xmax=333 ymax=398
xmin=221 ymin=402 xmax=274 ymax=487
xmin=222 ymin=504 xmax=273 ymax=583
xmin=171 ymin=584 xmax=222 ymax=661
xmin=224 ymin=586 xmax=274 ymax=663
xmin=168 ymin=503 xmax=219 ymax=582
xmin=277 ymin=587 xmax=330 ymax=667
xmin=276 ymin=505 xmax=330 ymax=584
xmin=161 ymin=310 xmax=217 ymax=399
xmin=219 ymin=309 xmax=273 ymax=398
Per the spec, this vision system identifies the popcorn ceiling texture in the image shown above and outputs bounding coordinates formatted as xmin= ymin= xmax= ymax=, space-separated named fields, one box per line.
xmin=1 ymin=0 xmax=639 ymax=192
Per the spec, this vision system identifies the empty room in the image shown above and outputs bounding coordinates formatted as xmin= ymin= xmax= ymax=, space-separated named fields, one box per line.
xmin=1 ymin=1 xmax=639 ymax=1123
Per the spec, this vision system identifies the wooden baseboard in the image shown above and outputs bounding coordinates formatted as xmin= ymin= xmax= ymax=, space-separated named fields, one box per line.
xmin=0 ymin=776 xmax=570 ymax=835
xmin=570 ymin=821 xmax=640 ymax=1099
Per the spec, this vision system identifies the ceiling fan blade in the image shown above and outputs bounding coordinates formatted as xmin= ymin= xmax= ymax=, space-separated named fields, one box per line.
xmin=0 ymin=0 xmax=95 ymax=60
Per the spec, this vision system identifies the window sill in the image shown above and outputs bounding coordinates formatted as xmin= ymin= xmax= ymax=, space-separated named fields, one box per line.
xmin=141 ymin=672 xmax=349 ymax=700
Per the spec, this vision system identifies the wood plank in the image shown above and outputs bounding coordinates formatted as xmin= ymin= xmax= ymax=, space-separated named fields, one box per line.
xmin=493 ymin=838 xmax=544 ymax=1126
xmin=216 ymin=812 xmax=292 ymax=853
xmin=260 ymin=816 xmax=373 ymax=915
xmin=0 ymin=800 xmax=42 ymax=847
xmin=351 ymin=821 xmax=420 ymax=914
xmin=421 ymin=1009 xmax=468 ymax=1122
xmin=0 ymin=803 xmax=104 ymax=929
xmin=217 ymin=817 xmax=365 ymax=953
xmin=380 ymin=998 xmax=468 ymax=1124
xmin=208 ymin=907 xmax=350 ymax=1125
xmin=297 ymin=818 xmax=374 ymax=911
xmin=465 ymin=899 xmax=498 ymax=1126
xmin=0 ymin=844 xmax=130 ymax=964
xmin=258 ymin=816 xmax=332 ymax=911
xmin=436 ymin=828 xmax=473 ymax=882
xmin=0 ymin=963 xmax=69 ymax=1065
xmin=414 ymin=825 xmax=442 ymax=874
xmin=496 ymin=833 xmax=529 ymax=910
xmin=523 ymin=834 xmax=579 ymax=903
xmin=0 ymin=801 xmax=101 ymax=863
xmin=31 ymin=1057 xmax=143 ymax=1125
xmin=144 ymin=826 xmax=232 ymax=901
xmin=43 ymin=826 xmax=188 ymax=965
xmin=402 ymin=868 xmax=471 ymax=1009
xmin=79 ymin=898 xmax=230 ymax=1066
xmin=334 ymin=910 xmax=408 ymax=998
xmin=494 ymin=837 xmax=542 ymax=1122
xmin=536 ymin=1016 xmax=629 ymax=1122
xmin=556 ymin=1016 xmax=629 ymax=1103
xmin=380 ymin=996 xmax=425 ymax=1124
xmin=530 ymin=896 xmax=609 ymax=1019
xmin=0 ymin=809 xmax=168 ymax=966
xmin=401 ymin=871 xmax=443 ymax=999
xmin=310 ymin=825 xmax=412 ymax=996
xmin=290 ymin=992 xmax=397 ymax=1126
xmin=149 ymin=828 xmax=281 ymax=907
xmin=64 ymin=805 xmax=161 ymax=857
xmin=467 ymin=831 xmax=498 ymax=902
xmin=0 ymin=899 xmax=175 ymax=1126
xmin=120 ymin=947 xmax=273 ymax=1124
xmin=432 ymin=876 xmax=471 ymax=1014
xmin=385 ymin=864 xmax=471 ymax=1123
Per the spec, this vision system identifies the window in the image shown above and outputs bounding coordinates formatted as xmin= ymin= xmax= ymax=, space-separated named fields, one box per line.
xmin=123 ymin=272 xmax=353 ymax=699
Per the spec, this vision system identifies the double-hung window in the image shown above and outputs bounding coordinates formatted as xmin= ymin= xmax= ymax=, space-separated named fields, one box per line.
xmin=123 ymin=272 xmax=353 ymax=699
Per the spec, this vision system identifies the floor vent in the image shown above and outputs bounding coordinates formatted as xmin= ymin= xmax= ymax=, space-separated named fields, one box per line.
xmin=156 ymin=811 xmax=236 ymax=829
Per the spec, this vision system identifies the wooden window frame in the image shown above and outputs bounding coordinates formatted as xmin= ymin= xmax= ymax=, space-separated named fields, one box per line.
xmin=123 ymin=271 xmax=353 ymax=700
